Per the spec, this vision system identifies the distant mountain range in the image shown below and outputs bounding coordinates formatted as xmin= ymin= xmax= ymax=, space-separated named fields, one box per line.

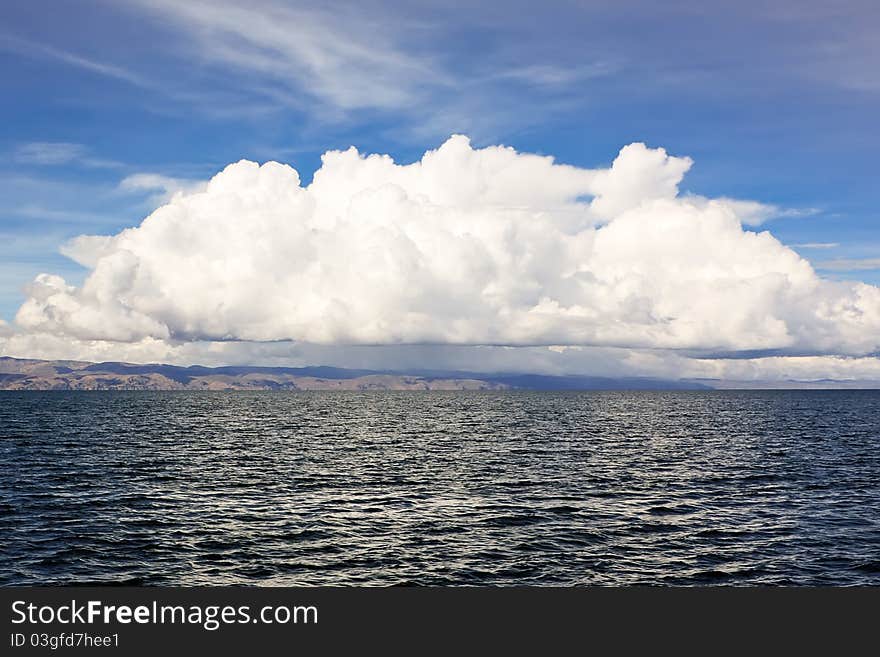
xmin=3 ymin=356 xmax=879 ymax=390
xmin=0 ymin=356 xmax=711 ymax=391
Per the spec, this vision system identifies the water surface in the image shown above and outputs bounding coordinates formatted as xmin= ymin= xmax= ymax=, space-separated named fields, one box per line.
xmin=2 ymin=390 xmax=878 ymax=585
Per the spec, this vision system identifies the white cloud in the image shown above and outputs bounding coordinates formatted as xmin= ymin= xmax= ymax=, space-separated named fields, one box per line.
xmin=7 ymin=136 xmax=880 ymax=368
xmin=14 ymin=204 xmax=114 ymax=224
xmin=12 ymin=141 xmax=122 ymax=169
xmin=491 ymin=62 xmax=617 ymax=87
xmin=792 ymin=242 xmax=839 ymax=249
xmin=119 ymin=173 xmax=208 ymax=204
xmin=0 ymin=33 xmax=147 ymax=88
xmin=129 ymin=0 xmax=444 ymax=113
xmin=816 ymin=257 xmax=880 ymax=272
xmin=698 ymin=197 xmax=819 ymax=226
xmin=686 ymin=354 xmax=880 ymax=383
xmin=14 ymin=142 xmax=86 ymax=165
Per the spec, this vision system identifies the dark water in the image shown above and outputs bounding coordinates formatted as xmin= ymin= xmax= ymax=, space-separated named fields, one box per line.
xmin=1 ymin=391 xmax=879 ymax=586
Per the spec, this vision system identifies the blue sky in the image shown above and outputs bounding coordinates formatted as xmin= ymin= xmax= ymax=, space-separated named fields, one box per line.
xmin=1 ymin=1 xmax=879 ymax=370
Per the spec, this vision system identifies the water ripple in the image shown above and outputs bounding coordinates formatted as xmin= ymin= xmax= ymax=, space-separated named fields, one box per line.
xmin=1 ymin=390 xmax=879 ymax=585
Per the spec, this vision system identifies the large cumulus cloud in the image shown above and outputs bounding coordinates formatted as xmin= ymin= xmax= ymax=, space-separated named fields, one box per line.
xmin=12 ymin=136 xmax=880 ymax=358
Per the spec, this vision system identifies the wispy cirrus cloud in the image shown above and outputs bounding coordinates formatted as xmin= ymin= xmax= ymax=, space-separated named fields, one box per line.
xmin=11 ymin=204 xmax=119 ymax=225
xmin=0 ymin=32 xmax=148 ymax=87
xmin=13 ymin=142 xmax=85 ymax=165
xmin=118 ymin=0 xmax=607 ymax=138
xmin=489 ymin=62 xmax=618 ymax=87
xmin=792 ymin=242 xmax=840 ymax=249
xmin=816 ymin=257 xmax=880 ymax=272
xmin=13 ymin=142 xmax=122 ymax=169
xmin=127 ymin=0 xmax=447 ymax=114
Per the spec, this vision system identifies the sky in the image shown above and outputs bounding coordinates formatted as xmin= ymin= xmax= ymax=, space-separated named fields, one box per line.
xmin=1 ymin=0 xmax=879 ymax=381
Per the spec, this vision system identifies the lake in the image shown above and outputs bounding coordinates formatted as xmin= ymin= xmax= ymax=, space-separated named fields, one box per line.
xmin=2 ymin=390 xmax=878 ymax=585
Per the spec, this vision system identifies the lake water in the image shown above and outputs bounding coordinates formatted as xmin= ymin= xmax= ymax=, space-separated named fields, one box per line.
xmin=2 ymin=390 xmax=879 ymax=585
